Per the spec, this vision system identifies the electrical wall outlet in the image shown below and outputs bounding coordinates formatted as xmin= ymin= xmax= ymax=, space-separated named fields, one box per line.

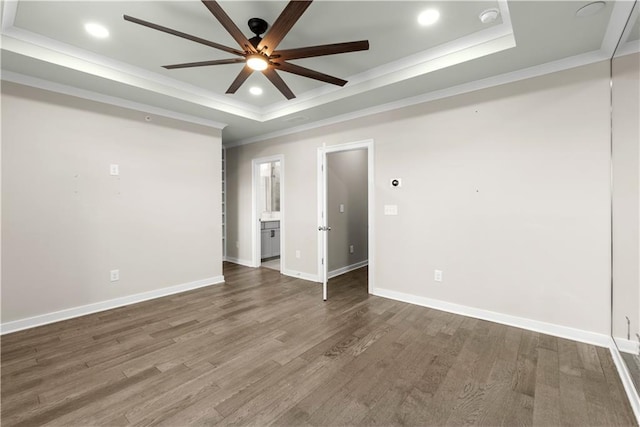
xmin=296 ymin=250 xmax=301 ymax=259
xmin=110 ymin=164 xmax=119 ymax=176
xmin=110 ymin=269 xmax=120 ymax=282
xmin=349 ymin=245 xmax=354 ymax=254
xmin=434 ymin=270 xmax=443 ymax=282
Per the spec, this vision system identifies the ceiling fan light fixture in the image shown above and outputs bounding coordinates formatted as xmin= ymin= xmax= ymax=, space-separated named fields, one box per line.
xmin=418 ymin=9 xmax=440 ymax=26
xmin=246 ymin=54 xmax=269 ymax=71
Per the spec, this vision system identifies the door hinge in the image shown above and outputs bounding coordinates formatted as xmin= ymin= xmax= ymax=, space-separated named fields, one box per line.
xmin=322 ymin=258 xmax=324 ymax=265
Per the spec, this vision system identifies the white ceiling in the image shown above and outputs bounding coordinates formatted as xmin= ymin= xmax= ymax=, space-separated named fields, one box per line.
xmin=1 ymin=1 xmax=636 ymax=145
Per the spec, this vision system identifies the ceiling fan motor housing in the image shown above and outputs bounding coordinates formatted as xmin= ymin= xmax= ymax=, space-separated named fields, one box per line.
xmin=248 ymin=18 xmax=268 ymax=49
xmin=248 ymin=18 xmax=268 ymax=36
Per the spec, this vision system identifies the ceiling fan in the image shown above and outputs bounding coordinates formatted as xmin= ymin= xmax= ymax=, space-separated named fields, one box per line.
xmin=124 ymin=0 xmax=370 ymax=100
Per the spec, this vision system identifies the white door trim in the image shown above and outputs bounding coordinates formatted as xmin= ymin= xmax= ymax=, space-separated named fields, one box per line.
xmin=317 ymin=139 xmax=375 ymax=296
xmin=252 ymin=154 xmax=285 ymax=269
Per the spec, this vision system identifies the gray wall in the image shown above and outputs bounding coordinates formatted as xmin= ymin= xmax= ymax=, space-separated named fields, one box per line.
xmin=327 ymin=149 xmax=368 ymax=274
xmin=1 ymin=82 xmax=223 ymax=324
xmin=226 ymin=61 xmax=611 ymax=336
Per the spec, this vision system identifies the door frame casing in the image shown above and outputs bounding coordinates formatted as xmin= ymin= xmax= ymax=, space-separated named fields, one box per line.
xmin=317 ymin=139 xmax=375 ymax=296
xmin=252 ymin=154 xmax=285 ymax=269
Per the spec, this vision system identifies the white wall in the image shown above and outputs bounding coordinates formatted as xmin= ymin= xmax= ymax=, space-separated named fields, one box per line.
xmin=226 ymin=61 xmax=612 ymax=336
xmin=1 ymin=82 xmax=223 ymax=325
xmin=612 ymin=52 xmax=640 ymax=349
xmin=327 ymin=149 xmax=368 ymax=273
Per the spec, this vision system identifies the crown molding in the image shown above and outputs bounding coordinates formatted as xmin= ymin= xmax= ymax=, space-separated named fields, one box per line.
xmin=2 ymin=0 xmax=624 ymax=148
xmin=262 ymin=28 xmax=515 ymax=121
xmin=228 ymin=49 xmax=609 ymax=147
xmin=1 ymin=70 xmax=228 ymax=130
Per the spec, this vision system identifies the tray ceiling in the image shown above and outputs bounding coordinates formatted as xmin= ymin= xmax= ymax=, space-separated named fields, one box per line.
xmin=1 ymin=1 xmax=633 ymax=144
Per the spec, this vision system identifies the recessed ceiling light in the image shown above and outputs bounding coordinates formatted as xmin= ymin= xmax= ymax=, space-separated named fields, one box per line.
xmin=84 ymin=22 xmax=109 ymax=39
xmin=418 ymin=9 xmax=440 ymax=26
xmin=576 ymin=1 xmax=606 ymax=17
xmin=249 ymin=86 xmax=263 ymax=96
xmin=479 ymin=8 xmax=500 ymax=24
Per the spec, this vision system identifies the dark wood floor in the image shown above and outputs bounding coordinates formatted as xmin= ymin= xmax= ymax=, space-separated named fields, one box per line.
xmin=1 ymin=263 xmax=636 ymax=426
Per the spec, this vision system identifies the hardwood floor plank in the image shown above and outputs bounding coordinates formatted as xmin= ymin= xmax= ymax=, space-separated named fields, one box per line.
xmin=532 ymin=347 xmax=561 ymax=425
xmin=38 ymin=363 xmax=194 ymax=426
xmin=279 ymin=320 xmax=409 ymax=422
xmin=9 ymin=367 xmax=160 ymax=427
xmin=1 ymin=263 xmax=635 ymax=426
xmin=558 ymin=338 xmax=590 ymax=426
xmin=472 ymin=329 xmax=522 ymax=426
xmin=512 ymin=331 xmax=539 ymax=397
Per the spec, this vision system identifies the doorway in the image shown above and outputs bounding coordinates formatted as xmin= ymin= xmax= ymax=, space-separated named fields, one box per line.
xmin=317 ymin=140 xmax=374 ymax=300
xmin=252 ymin=155 xmax=284 ymax=271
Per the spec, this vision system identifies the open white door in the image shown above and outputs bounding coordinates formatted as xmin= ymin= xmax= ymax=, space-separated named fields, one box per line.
xmin=317 ymin=147 xmax=329 ymax=300
xmin=318 ymin=140 xmax=374 ymax=302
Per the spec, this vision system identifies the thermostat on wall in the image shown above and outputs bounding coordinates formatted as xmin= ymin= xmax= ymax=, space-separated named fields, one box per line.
xmin=391 ymin=178 xmax=402 ymax=187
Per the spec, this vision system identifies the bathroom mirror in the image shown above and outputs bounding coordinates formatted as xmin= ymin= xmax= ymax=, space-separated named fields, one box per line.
xmin=612 ymin=0 xmax=640 ymax=392
xmin=259 ymin=160 xmax=280 ymax=220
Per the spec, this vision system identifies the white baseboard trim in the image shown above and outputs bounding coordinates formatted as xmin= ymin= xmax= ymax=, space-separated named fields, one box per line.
xmin=224 ymin=256 xmax=254 ymax=268
xmin=1 ymin=275 xmax=225 ymax=335
xmin=372 ymin=288 xmax=611 ymax=348
xmin=281 ymin=268 xmax=320 ymax=283
xmin=614 ymin=337 xmax=640 ymax=355
xmin=328 ymin=260 xmax=368 ymax=279
xmin=610 ymin=338 xmax=640 ymax=424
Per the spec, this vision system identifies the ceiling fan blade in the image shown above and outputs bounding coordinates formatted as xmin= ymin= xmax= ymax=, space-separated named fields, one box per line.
xmin=124 ymin=15 xmax=244 ymax=57
xmin=263 ymin=68 xmax=296 ymax=100
xmin=276 ymin=62 xmax=347 ymax=87
xmin=201 ymin=1 xmax=255 ymax=53
xmin=163 ymin=58 xmax=246 ymax=69
xmin=257 ymin=1 xmax=312 ymax=56
xmin=226 ymin=65 xmax=254 ymax=94
xmin=273 ymin=40 xmax=369 ymax=61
